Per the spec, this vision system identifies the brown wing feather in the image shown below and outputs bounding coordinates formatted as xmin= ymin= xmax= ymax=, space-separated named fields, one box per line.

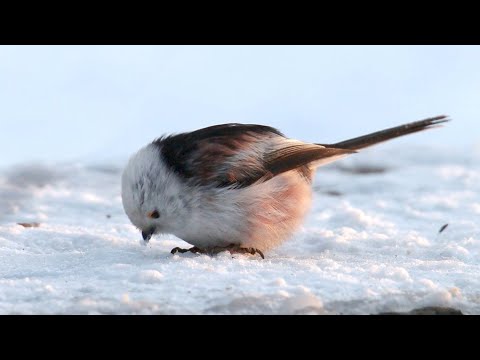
xmin=159 ymin=124 xmax=281 ymax=188
xmin=264 ymin=144 xmax=355 ymax=177
xmin=159 ymin=124 xmax=355 ymax=188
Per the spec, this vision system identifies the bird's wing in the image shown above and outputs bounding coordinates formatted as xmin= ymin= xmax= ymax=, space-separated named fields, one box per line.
xmin=157 ymin=123 xmax=353 ymax=188
xmin=263 ymin=142 xmax=355 ymax=178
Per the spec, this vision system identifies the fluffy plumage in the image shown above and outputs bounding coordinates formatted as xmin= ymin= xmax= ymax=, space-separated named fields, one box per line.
xmin=121 ymin=116 xmax=448 ymax=254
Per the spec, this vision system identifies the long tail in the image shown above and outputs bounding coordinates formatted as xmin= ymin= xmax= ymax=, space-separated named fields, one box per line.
xmin=321 ymin=115 xmax=449 ymax=151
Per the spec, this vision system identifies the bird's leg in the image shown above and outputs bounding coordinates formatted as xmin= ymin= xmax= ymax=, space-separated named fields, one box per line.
xmin=170 ymin=246 xmax=206 ymax=255
xmin=232 ymin=246 xmax=265 ymax=259
xmin=209 ymin=244 xmax=265 ymax=259
xmin=171 ymin=244 xmax=265 ymax=259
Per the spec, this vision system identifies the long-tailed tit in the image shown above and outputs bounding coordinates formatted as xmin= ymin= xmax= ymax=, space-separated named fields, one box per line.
xmin=121 ymin=115 xmax=448 ymax=258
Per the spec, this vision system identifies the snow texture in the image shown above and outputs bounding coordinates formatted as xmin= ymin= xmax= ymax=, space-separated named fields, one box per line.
xmin=0 ymin=145 xmax=479 ymax=314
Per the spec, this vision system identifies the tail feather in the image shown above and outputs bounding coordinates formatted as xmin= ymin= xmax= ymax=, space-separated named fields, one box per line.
xmin=321 ymin=115 xmax=449 ymax=151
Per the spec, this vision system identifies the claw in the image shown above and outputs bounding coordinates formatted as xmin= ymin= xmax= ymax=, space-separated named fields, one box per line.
xmin=170 ymin=247 xmax=189 ymax=254
xmin=170 ymin=244 xmax=265 ymax=259
xmin=170 ymin=246 xmax=205 ymax=255
xmin=244 ymin=247 xmax=264 ymax=259
xmin=225 ymin=245 xmax=265 ymax=259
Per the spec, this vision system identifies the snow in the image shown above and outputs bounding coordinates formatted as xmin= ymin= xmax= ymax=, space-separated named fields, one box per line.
xmin=1 ymin=145 xmax=479 ymax=314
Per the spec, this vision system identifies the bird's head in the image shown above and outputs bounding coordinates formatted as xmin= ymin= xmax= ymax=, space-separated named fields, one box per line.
xmin=121 ymin=144 xmax=183 ymax=243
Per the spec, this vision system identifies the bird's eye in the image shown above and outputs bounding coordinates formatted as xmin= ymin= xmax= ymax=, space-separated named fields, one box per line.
xmin=147 ymin=210 xmax=160 ymax=219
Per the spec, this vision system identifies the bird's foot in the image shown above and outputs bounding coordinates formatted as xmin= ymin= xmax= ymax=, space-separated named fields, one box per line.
xmin=170 ymin=244 xmax=264 ymax=259
xmin=210 ymin=244 xmax=265 ymax=259
xmin=170 ymin=246 xmax=206 ymax=255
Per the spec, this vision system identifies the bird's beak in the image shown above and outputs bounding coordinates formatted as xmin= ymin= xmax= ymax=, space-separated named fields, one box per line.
xmin=142 ymin=228 xmax=154 ymax=243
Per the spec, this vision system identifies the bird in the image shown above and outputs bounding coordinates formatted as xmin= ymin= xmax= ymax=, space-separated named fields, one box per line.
xmin=121 ymin=115 xmax=449 ymax=258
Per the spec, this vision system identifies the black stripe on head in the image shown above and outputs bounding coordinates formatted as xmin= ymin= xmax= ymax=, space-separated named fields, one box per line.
xmin=154 ymin=132 xmax=195 ymax=179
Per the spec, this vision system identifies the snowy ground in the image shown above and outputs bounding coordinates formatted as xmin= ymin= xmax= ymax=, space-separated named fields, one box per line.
xmin=1 ymin=145 xmax=479 ymax=314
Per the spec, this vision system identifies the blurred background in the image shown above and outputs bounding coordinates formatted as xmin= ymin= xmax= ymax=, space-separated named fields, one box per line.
xmin=1 ymin=45 xmax=479 ymax=167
